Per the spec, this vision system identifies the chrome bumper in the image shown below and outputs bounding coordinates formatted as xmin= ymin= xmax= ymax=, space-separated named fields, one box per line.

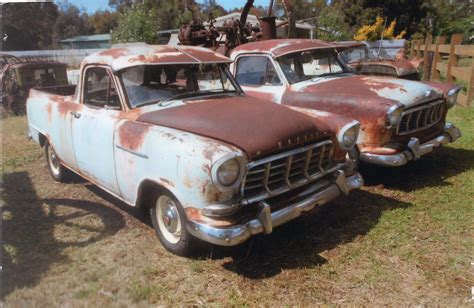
xmin=186 ymin=171 xmax=364 ymax=246
xmin=359 ymin=123 xmax=461 ymax=167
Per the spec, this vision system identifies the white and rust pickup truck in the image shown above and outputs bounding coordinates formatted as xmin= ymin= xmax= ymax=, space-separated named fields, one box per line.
xmin=26 ymin=45 xmax=363 ymax=255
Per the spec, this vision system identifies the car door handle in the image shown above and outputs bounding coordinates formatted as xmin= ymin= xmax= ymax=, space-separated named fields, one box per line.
xmin=70 ymin=111 xmax=81 ymax=119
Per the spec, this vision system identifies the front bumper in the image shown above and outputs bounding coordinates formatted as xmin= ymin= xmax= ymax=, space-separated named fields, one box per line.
xmin=186 ymin=171 xmax=363 ymax=246
xmin=359 ymin=123 xmax=461 ymax=167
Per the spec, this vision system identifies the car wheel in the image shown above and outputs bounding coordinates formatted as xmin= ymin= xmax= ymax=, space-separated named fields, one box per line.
xmin=45 ymin=140 xmax=72 ymax=182
xmin=150 ymin=191 xmax=195 ymax=256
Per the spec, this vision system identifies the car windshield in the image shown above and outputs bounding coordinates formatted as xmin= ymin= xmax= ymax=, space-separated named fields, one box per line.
xmin=119 ymin=63 xmax=240 ymax=108
xmin=277 ymin=49 xmax=346 ymax=84
xmin=339 ymin=46 xmax=370 ymax=63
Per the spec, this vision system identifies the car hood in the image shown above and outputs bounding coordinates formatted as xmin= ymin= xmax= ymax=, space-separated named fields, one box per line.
xmin=291 ymin=74 xmax=444 ymax=108
xmin=136 ymin=95 xmax=332 ymax=159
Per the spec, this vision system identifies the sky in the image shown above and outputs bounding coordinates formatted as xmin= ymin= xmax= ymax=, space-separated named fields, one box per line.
xmin=66 ymin=0 xmax=270 ymax=14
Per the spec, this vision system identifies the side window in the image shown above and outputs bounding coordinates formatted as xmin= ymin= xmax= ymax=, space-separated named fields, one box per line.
xmin=83 ymin=67 xmax=121 ymax=109
xmin=236 ymin=57 xmax=281 ymax=86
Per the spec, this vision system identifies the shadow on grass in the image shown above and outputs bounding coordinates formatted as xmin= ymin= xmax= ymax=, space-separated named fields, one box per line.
xmin=361 ymin=147 xmax=474 ymax=192
xmin=2 ymin=172 xmax=125 ymax=299
xmin=188 ymin=189 xmax=411 ymax=279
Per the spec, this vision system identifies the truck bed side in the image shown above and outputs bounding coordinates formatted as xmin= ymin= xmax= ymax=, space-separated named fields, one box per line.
xmin=26 ymin=87 xmax=80 ymax=169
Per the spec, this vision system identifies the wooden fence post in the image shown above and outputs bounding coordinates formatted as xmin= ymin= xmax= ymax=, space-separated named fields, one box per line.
xmin=447 ymin=34 xmax=463 ymax=82
xmin=422 ymin=35 xmax=432 ymax=81
xmin=466 ymin=61 xmax=474 ymax=106
xmin=416 ymin=39 xmax=422 ymax=59
xmin=410 ymin=39 xmax=415 ymax=59
xmin=431 ymin=36 xmax=445 ymax=81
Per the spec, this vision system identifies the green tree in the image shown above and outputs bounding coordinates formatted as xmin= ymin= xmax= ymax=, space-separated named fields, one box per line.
xmin=2 ymin=2 xmax=59 ymax=50
xmin=87 ymin=10 xmax=119 ymax=34
xmin=315 ymin=5 xmax=351 ymax=41
xmin=53 ymin=0 xmax=89 ymax=47
xmin=111 ymin=1 xmax=159 ymax=44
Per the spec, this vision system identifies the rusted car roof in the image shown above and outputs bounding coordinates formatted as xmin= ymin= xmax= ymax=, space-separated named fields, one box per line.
xmin=232 ymin=39 xmax=345 ymax=57
xmin=83 ymin=45 xmax=232 ymax=71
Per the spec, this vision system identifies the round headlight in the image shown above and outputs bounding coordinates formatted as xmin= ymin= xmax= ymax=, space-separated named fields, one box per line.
xmin=343 ymin=126 xmax=358 ymax=148
xmin=216 ymin=158 xmax=240 ymax=186
xmin=386 ymin=104 xmax=404 ymax=127
xmin=338 ymin=121 xmax=360 ymax=150
xmin=446 ymin=87 xmax=460 ymax=108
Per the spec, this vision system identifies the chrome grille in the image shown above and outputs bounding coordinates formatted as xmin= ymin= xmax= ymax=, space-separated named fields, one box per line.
xmin=397 ymin=100 xmax=445 ymax=135
xmin=241 ymin=140 xmax=334 ymax=204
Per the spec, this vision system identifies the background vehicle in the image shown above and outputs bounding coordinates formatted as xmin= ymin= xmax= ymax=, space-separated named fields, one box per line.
xmin=1 ymin=53 xmax=68 ymax=115
xmin=230 ymin=39 xmax=461 ymax=167
xmin=26 ymin=45 xmax=363 ymax=255
xmin=337 ymin=42 xmax=422 ymax=80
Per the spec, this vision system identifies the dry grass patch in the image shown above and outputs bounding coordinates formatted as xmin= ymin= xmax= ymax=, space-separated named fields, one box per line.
xmin=2 ymin=107 xmax=473 ymax=305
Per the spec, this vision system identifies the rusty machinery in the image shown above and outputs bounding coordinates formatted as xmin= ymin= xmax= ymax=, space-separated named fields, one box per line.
xmin=178 ymin=0 xmax=285 ymax=55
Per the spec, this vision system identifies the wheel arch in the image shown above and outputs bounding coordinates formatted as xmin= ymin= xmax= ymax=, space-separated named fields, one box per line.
xmin=135 ymin=178 xmax=180 ymax=210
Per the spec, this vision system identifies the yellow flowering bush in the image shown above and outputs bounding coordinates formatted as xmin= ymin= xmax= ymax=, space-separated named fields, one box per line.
xmin=354 ymin=16 xmax=406 ymax=41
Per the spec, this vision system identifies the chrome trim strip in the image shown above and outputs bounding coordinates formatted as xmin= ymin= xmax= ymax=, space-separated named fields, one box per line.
xmin=115 ymin=145 xmax=149 ymax=159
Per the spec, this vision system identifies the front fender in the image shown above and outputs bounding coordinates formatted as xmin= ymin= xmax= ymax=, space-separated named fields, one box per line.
xmin=113 ymin=120 xmax=245 ymax=210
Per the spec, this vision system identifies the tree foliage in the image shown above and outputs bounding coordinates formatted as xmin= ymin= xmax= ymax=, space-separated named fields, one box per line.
xmin=2 ymin=2 xmax=59 ymax=50
xmin=52 ymin=1 xmax=89 ymax=48
xmin=314 ymin=5 xmax=351 ymax=41
xmin=87 ymin=10 xmax=119 ymax=34
xmin=111 ymin=1 xmax=159 ymax=44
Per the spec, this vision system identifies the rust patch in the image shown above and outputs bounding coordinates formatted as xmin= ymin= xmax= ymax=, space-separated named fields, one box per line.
xmin=46 ymin=103 xmax=52 ymax=122
xmin=183 ymin=176 xmax=193 ymax=189
xmin=53 ymin=95 xmax=81 ymax=117
xmin=422 ymin=81 xmax=457 ymax=97
xmin=98 ymin=48 xmax=130 ymax=58
xmin=127 ymin=53 xmax=193 ymax=64
xmin=136 ymin=95 xmax=330 ymax=159
xmin=201 ymin=164 xmax=211 ymax=175
xmin=232 ymin=39 xmax=337 ymax=58
xmin=184 ymin=207 xmax=237 ymax=228
xmin=117 ymin=121 xmax=151 ymax=151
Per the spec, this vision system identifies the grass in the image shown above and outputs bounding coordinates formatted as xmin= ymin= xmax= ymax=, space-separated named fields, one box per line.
xmin=2 ymin=107 xmax=474 ymax=305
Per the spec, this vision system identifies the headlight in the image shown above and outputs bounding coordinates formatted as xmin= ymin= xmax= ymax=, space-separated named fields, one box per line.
xmin=217 ymin=159 xmax=240 ymax=186
xmin=338 ymin=121 xmax=360 ymax=150
xmin=211 ymin=154 xmax=246 ymax=192
xmin=446 ymin=87 xmax=460 ymax=108
xmin=386 ymin=104 xmax=404 ymax=127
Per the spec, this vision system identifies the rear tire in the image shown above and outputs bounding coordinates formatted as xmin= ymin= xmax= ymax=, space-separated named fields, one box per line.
xmin=44 ymin=140 xmax=73 ymax=182
xmin=150 ymin=190 xmax=195 ymax=256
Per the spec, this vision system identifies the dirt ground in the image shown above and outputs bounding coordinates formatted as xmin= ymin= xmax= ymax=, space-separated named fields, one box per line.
xmin=2 ymin=108 xmax=473 ymax=306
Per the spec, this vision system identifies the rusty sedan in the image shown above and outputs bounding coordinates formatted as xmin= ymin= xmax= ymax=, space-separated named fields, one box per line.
xmin=230 ymin=39 xmax=461 ymax=167
xmin=26 ymin=45 xmax=363 ymax=255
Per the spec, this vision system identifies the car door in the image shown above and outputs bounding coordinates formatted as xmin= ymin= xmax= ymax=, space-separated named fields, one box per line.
xmin=71 ymin=66 xmax=122 ymax=194
xmin=233 ymin=55 xmax=286 ymax=104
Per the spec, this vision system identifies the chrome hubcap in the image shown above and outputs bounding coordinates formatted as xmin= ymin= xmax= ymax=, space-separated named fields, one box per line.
xmin=48 ymin=146 xmax=61 ymax=175
xmin=156 ymin=196 xmax=181 ymax=244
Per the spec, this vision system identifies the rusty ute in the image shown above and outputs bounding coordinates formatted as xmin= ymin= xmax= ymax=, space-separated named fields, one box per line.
xmin=229 ymin=39 xmax=462 ymax=167
xmin=26 ymin=45 xmax=364 ymax=255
